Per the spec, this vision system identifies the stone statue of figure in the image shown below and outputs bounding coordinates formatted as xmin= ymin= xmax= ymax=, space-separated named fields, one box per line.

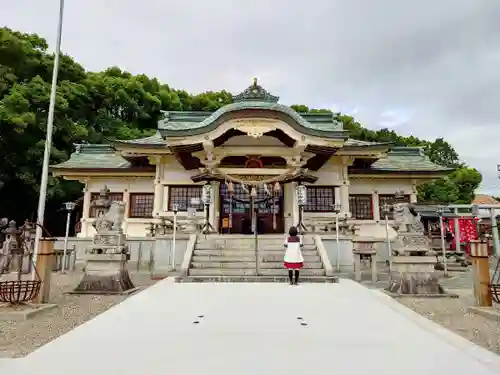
xmin=393 ymin=202 xmax=424 ymax=233
xmin=95 ymin=201 xmax=126 ymax=233
xmin=0 ymin=221 xmax=22 ymax=275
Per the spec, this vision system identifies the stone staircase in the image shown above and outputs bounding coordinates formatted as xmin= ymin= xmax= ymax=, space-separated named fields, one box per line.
xmin=176 ymin=235 xmax=338 ymax=283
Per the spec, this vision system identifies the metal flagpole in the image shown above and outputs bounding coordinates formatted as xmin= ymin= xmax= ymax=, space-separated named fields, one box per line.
xmin=32 ymin=0 xmax=65 ymax=278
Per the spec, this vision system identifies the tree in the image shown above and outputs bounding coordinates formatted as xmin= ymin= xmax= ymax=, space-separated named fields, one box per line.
xmin=424 ymin=138 xmax=461 ymax=168
xmin=0 ymin=26 xmax=483 ymax=234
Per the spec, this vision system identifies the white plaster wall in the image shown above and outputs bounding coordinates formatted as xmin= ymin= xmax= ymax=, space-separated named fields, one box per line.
xmin=349 ymin=178 xmax=413 ymax=195
xmin=159 ymin=155 xmax=205 ymax=216
xmin=86 ymin=178 xmax=154 ymax=194
xmin=80 ymin=178 xmax=154 ymax=238
xmin=160 ymin=155 xmax=199 ymax=185
xmin=310 ymin=158 xmax=342 ymax=185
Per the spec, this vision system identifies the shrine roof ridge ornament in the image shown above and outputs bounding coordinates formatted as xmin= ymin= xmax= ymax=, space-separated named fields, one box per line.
xmin=232 ymin=78 xmax=280 ymax=103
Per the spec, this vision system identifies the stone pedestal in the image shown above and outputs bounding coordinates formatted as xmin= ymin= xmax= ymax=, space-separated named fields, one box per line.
xmin=72 ymin=201 xmax=137 ymax=295
xmin=353 ymin=239 xmax=378 ymax=283
xmin=73 ymin=254 xmax=137 ymax=295
xmin=386 ymin=256 xmax=448 ymax=296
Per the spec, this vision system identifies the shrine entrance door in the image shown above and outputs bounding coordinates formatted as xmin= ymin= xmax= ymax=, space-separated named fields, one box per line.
xmin=219 ymin=184 xmax=284 ymax=234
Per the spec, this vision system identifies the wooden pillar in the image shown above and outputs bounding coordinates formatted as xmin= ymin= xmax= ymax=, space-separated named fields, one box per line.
xmin=81 ymin=186 xmax=91 ymax=237
xmin=453 ymin=208 xmax=461 ymax=254
xmin=123 ymin=188 xmax=130 ymax=233
xmin=292 ymin=182 xmax=299 ymax=227
xmin=153 ymin=158 xmax=164 ymax=217
xmin=470 ymin=240 xmax=492 ymax=307
xmin=372 ymin=191 xmax=380 ymax=221
xmin=339 ymin=183 xmax=350 ymax=217
xmin=410 ymin=180 xmax=418 ymax=203
xmin=34 ymin=238 xmax=55 ymax=304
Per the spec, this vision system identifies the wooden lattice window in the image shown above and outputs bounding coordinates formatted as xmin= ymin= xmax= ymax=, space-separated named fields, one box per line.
xmin=89 ymin=192 xmax=123 ymax=218
xmin=303 ymin=186 xmax=335 ymax=213
xmin=379 ymin=194 xmax=411 ymax=220
xmin=129 ymin=193 xmax=154 ymax=218
xmin=349 ymin=195 xmax=373 ymax=220
xmin=168 ymin=186 xmax=203 ymax=211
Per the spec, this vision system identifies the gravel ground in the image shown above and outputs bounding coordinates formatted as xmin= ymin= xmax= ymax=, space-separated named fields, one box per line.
xmin=0 ymin=271 xmax=158 ymax=358
xmin=397 ymin=288 xmax=500 ymax=355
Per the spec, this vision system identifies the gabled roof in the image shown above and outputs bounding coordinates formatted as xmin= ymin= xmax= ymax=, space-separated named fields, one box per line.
xmin=50 ymin=144 xmax=154 ymax=174
xmin=111 ymin=131 xmax=166 ymax=149
xmin=158 ymin=80 xmax=346 ymax=139
xmin=351 ymin=147 xmax=452 ymax=174
xmin=51 ymin=143 xmax=450 ymax=176
xmin=473 ymin=194 xmax=500 ymax=205
xmin=52 ymin=144 xmax=131 ymax=169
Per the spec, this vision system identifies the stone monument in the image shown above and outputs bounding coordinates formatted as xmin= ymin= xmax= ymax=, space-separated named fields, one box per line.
xmin=73 ymin=186 xmax=137 ymax=294
xmin=385 ymin=191 xmax=450 ymax=296
xmin=0 ymin=221 xmax=24 ymax=281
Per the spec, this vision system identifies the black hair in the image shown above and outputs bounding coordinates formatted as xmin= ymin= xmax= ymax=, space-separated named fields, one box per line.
xmin=288 ymin=226 xmax=298 ymax=236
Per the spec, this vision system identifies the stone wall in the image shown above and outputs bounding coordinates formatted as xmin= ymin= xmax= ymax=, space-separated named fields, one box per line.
xmin=321 ymin=236 xmax=354 ymax=273
xmin=54 ymin=235 xmax=190 ymax=275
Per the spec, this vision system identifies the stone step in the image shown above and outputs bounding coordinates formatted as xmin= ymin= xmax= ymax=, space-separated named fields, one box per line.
xmin=195 ymin=238 xmax=315 ymax=246
xmin=190 ymin=262 xmax=324 ymax=269
xmin=195 ymin=244 xmax=317 ymax=251
xmin=192 ymin=250 xmax=318 ymax=257
xmin=188 ymin=268 xmax=326 ymax=277
xmin=191 ymin=255 xmax=322 ymax=262
xmin=176 ymin=275 xmax=338 ymax=283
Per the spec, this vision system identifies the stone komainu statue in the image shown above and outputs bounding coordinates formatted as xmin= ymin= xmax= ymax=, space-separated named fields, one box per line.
xmin=393 ymin=202 xmax=424 ymax=233
xmin=95 ymin=202 xmax=125 ymax=232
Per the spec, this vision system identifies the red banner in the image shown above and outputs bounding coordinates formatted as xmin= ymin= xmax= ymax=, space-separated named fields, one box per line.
xmin=446 ymin=218 xmax=478 ymax=252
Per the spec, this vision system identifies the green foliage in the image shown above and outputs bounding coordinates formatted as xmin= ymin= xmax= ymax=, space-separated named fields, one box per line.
xmin=0 ymin=27 xmax=483 ymax=234
xmin=330 ymin=115 xmax=481 ymax=203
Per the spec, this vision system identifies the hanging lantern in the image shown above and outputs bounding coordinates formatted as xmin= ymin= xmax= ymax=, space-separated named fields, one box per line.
xmin=250 ymin=186 xmax=257 ymax=198
xmin=264 ymin=184 xmax=271 ymax=196
xmin=202 ymin=184 xmax=213 ymax=205
xmin=296 ymin=184 xmax=307 ymax=206
xmin=227 ymin=181 xmax=234 ymax=194
xmin=274 ymin=182 xmax=281 ymax=194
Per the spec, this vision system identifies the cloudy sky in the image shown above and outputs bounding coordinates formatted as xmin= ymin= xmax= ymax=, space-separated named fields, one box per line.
xmin=2 ymin=0 xmax=500 ymax=194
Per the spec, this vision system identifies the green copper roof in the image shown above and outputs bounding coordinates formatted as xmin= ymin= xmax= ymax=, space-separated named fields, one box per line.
xmin=51 ymin=144 xmax=131 ymax=170
xmin=52 ymin=143 xmax=450 ymax=174
xmin=112 ymin=131 xmax=165 ymax=147
xmin=369 ymin=147 xmax=451 ymax=172
xmin=158 ymin=80 xmax=345 ymax=139
xmin=233 ymin=78 xmax=279 ymax=103
xmin=343 ymin=139 xmax=390 ymax=147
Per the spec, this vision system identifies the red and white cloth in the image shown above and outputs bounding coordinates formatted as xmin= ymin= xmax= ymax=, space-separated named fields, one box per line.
xmin=446 ymin=218 xmax=478 ymax=253
xmin=283 ymin=235 xmax=304 ymax=269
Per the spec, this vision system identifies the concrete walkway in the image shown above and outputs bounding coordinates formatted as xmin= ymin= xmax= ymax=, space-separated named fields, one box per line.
xmin=3 ymin=279 xmax=500 ymax=375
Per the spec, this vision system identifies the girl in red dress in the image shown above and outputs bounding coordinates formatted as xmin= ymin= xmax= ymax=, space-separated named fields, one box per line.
xmin=284 ymin=226 xmax=304 ymax=285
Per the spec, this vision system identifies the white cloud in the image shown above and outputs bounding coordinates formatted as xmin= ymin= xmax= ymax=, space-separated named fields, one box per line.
xmin=2 ymin=0 xmax=500 ymax=193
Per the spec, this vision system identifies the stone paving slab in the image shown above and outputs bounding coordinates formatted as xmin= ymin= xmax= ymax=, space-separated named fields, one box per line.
xmin=2 ymin=279 xmax=500 ymax=375
xmin=0 ymin=303 xmax=58 ymax=321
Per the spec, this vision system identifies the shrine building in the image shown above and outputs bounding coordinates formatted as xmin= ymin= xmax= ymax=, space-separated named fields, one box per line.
xmin=51 ymin=80 xmax=451 ymax=238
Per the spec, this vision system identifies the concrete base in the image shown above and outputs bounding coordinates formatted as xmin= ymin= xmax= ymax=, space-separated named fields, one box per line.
xmin=468 ymin=306 xmax=500 ymax=322
xmin=384 ymin=290 xmax=459 ymax=299
xmin=72 ymin=254 xmax=136 ymax=295
xmin=385 ymin=273 xmax=449 ymax=296
xmin=0 ymin=303 xmax=58 ymax=321
xmin=386 ymin=256 xmax=449 ymax=296
xmin=3 ymin=280 xmax=500 ymax=374
xmin=176 ymin=276 xmax=339 ymax=283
